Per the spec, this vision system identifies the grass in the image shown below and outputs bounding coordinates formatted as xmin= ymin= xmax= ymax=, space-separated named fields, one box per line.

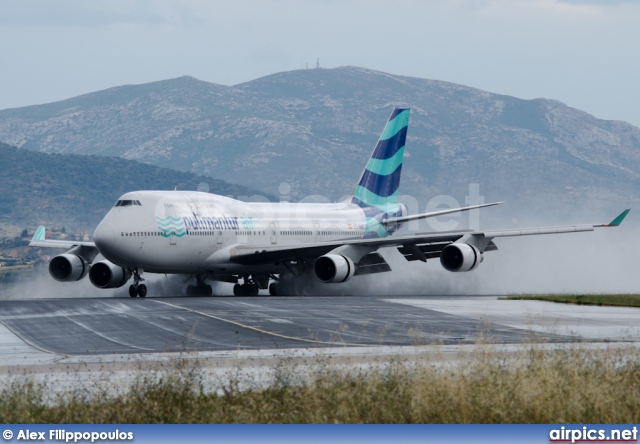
xmin=501 ymin=294 xmax=640 ymax=308
xmin=1 ymin=346 xmax=639 ymax=423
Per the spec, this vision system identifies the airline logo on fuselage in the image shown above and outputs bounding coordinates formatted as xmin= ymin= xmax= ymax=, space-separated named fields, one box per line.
xmin=155 ymin=216 xmax=186 ymax=237
xmin=155 ymin=214 xmax=254 ymax=236
xmin=183 ymin=214 xmax=240 ymax=231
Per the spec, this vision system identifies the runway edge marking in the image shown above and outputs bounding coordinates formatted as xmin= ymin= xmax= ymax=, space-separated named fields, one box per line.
xmin=150 ymin=299 xmax=367 ymax=347
xmin=0 ymin=317 xmax=68 ymax=361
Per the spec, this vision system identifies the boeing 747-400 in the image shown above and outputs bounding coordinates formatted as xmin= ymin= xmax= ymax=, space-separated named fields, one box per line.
xmin=30 ymin=108 xmax=629 ymax=297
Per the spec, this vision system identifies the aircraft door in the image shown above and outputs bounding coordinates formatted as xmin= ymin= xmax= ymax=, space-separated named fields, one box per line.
xmin=269 ymin=222 xmax=277 ymax=245
xmin=217 ymin=230 xmax=223 ymax=245
xmin=169 ymin=231 xmax=177 ymax=246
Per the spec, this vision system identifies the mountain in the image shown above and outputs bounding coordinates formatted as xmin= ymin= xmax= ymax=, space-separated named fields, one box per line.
xmin=1 ymin=66 xmax=639 ymax=220
xmin=0 ymin=143 xmax=267 ymax=236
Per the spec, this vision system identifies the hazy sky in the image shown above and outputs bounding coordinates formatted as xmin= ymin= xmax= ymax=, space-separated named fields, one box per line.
xmin=1 ymin=0 xmax=639 ymax=126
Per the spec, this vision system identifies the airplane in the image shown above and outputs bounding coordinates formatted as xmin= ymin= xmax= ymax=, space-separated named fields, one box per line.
xmin=30 ymin=107 xmax=629 ymax=297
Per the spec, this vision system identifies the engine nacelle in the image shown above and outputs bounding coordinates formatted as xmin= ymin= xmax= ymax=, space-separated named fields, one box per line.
xmin=49 ymin=254 xmax=88 ymax=282
xmin=314 ymin=254 xmax=356 ymax=283
xmin=440 ymin=243 xmax=483 ymax=272
xmin=89 ymin=260 xmax=131 ymax=289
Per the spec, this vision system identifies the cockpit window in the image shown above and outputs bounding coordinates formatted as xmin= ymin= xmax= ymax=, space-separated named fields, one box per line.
xmin=114 ymin=200 xmax=142 ymax=207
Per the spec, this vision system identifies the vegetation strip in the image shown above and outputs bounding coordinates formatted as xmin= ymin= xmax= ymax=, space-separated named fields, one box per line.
xmin=1 ymin=346 xmax=639 ymax=423
xmin=501 ymin=294 xmax=640 ymax=308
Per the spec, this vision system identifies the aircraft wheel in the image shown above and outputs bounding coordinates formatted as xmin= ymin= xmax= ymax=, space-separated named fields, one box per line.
xmin=233 ymin=284 xmax=241 ymax=296
xmin=129 ymin=285 xmax=137 ymax=298
xmin=269 ymin=283 xmax=279 ymax=296
xmin=204 ymin=285 xmax=213 ymax=296
xmin=137 ymin=284 xmax=147 ymax=298
xmin=187 ymin=285 xmax=195 ymax=296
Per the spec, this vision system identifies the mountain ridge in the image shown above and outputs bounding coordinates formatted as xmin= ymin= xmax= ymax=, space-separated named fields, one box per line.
xmin=1 ymin=66 xmax=638 ymax=220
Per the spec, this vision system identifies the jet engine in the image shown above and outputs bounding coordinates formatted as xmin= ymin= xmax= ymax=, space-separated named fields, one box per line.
xmin=440 ymin=243 xmax=483 ymax=272
xmin=314 ymin=254 xmax=356 ymax=283
xmin=89 ymin=260 xmax=131 ymax=289
xmin=49 ymin=254 xmax=89 ymax=282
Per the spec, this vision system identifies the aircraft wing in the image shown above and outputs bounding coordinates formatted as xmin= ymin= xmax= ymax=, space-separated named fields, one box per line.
xmin=223 ymin=209 xmax=629 ymax=267
xmin=226 ymin=231 xmax=470 ymax=266
xmin=28 ymin=226 xmax=97 ymax=250
xmin=29 ymin=239 xmax=97 ymax=249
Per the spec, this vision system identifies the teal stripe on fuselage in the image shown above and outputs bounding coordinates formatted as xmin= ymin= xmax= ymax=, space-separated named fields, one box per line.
xmin=365 ymin=218 xmax=391 ymax=238
xmin=378 ymin=109 xmax=410 ymax=141
xmin=157 ymin=222 xmax=186 ymax=230
xmin=160 ymin=231 xmax=186 ymax=238
xmin=365 ymin=146 xmax=405 ymax=176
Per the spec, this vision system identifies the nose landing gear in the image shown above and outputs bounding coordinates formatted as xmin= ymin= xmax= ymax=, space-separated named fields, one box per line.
xmin=129 ymin=269 xmax=147 ymax=298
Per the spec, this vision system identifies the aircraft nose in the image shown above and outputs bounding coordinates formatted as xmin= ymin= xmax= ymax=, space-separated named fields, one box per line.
xmin=94 ymin=223 xmax=115 ymax=250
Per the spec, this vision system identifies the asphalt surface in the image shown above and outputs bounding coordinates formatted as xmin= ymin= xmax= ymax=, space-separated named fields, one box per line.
xmin=0 ymin=295 xmax=564 ymax=356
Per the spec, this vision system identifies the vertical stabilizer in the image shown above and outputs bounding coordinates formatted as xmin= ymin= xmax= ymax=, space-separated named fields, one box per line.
xmin=352 ymin=108 xmax=409 ymax=238
xmin=352 ymin=108 xmax=409 ymax=209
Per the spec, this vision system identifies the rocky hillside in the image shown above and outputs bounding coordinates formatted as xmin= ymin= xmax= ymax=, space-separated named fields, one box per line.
xmin=0 ymin=143 xmax=266 ymax=235
xmin=1 ymin=67 xmax=639 ymax=220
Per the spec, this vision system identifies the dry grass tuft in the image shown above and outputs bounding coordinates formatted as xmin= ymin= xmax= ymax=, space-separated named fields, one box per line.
xmin=502 ymin=294 xmax=640 ymax=308
xmin=1 ymin=346 xmax=639 ymax=423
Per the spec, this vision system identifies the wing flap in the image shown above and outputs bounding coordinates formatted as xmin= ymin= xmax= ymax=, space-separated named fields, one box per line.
xmin=353 ymin=252 xmax=392 ymax=275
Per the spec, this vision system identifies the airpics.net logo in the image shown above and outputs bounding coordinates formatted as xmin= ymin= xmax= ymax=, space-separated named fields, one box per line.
xmin=549 ymin=426 xmax=638 ymax=443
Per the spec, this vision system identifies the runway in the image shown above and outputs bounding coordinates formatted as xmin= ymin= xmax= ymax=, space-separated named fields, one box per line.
xmin=1 ymin=295 xmax=638 ymax=365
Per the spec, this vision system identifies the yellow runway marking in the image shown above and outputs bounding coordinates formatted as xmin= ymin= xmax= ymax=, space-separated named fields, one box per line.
xmin=151 ymin=299 xmax=364 ymax=347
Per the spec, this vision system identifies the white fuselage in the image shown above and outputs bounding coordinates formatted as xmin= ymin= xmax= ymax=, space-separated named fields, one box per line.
xmin=93 ymin=191 xmax=373 ymax=275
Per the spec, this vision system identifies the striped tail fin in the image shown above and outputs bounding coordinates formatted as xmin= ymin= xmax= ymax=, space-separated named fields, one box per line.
xmin=352 ymin=107 xmax=409 ymax=238
xmin=352 ymin=107 xmax=409 ymax=208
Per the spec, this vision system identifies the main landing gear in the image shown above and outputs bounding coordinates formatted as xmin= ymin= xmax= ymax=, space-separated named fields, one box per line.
xmin=233 ymin=274 xmax=270 ymax=296
xmin=233 ymin=283 xmax=259 ymax=296
xmin=129 ymin=269 xmax=147 ymax=298
xmin=186 ymin=274 xmax=213 ymax=296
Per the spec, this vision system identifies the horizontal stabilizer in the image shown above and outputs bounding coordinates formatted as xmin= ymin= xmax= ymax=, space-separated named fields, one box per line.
xmin=383 ymin=201 xmax=504 ymax=226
